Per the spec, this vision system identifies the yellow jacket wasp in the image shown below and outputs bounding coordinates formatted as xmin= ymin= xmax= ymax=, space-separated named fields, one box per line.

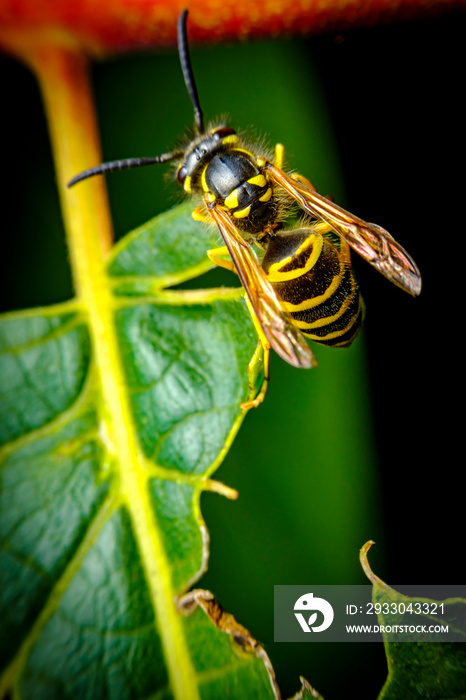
xmin=68 ymin=10 xmax=421 ymax=409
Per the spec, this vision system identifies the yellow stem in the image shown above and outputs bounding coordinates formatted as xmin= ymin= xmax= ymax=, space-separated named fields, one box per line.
xmin=30 ymin=45 xmax=114 ymax=292
xmin=18 ymin=43 xmax=199 ymax=700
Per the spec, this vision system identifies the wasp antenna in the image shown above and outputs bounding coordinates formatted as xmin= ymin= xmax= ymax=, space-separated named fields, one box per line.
xmin=178 ymin=10 xmax=204 ymax=134
xmin=67 ymin=153 xmax=182 ymax=188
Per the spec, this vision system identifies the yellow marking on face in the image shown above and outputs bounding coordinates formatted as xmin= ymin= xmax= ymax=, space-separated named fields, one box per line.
xmin=233 ymin=205 xmax=252 ymax=219
xmin=184 ymin=175 xmax=192 ymax=194
xmin=224 ymin=190 xmax=239 ymax=209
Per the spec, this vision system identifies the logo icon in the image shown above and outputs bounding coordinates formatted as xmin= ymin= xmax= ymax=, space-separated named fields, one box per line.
xmin=294 ymin=592 xmax=334 ymax=632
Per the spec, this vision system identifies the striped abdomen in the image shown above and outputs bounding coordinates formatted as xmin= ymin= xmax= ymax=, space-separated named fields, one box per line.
xmin=262 ymin=228 xmax=364 ymax=347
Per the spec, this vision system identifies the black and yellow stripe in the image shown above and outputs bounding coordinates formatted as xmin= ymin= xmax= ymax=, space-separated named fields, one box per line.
xmin=262 ymin=228 xmax=364 ymax=347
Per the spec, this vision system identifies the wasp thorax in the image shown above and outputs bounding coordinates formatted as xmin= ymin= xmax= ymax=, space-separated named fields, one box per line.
xmin=204 ymin=152 xmax=260 ymax=201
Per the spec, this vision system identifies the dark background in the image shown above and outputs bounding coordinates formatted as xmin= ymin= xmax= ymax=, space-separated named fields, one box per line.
xmin=2 ymin=8 xmax=464 ymax=698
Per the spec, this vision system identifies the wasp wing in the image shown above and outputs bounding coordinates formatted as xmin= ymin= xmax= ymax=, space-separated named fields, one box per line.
xmin=266 ymin=162 xmax=422 ymax=297
xmin=207 ymin=202 xmax=316 ymax=369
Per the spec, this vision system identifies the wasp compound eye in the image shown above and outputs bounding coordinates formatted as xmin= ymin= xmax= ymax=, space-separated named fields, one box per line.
xmin=177 ymin=164 xmax=188 ymax=186
xmin=213 ymin=127 xmax=237 ymax=140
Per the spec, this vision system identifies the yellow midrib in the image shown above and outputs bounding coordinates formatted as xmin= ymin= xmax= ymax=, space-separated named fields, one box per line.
xmin=84 ymin=272 xmax=198 ymax=700
xmin=32 ymin=42 xmax=200 ymax=700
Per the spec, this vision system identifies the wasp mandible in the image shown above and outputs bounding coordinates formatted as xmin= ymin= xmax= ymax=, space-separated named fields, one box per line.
xmin=68 ymin=10 xmax=421 ymax=408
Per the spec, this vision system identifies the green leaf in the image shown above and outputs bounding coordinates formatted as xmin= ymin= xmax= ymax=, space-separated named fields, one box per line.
xmin=361 ymin=544 xmax=466 ymax=699
xmin=377 ymin=591 xmax=466 ymax=699
xmin=0 ymin=203 xmax=284 ymax=699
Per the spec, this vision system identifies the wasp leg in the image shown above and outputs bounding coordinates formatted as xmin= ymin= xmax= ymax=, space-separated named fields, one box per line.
xmin=206 ymin=246 xmax=237 ymax=273
xmin=205 ymin=246 xmax=270 ymax=408
xmin=241 ymin=341 xmax=270 ymax=410
xmin=274 ymin=143 xmax=318 ymax=191
xmin=290 ymin=172 xmax=317 ymax=192
xmin=274 ymin=143 xmax=285 ymax=169
xmin=240 ymin=296 xmax=271 ymax=410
